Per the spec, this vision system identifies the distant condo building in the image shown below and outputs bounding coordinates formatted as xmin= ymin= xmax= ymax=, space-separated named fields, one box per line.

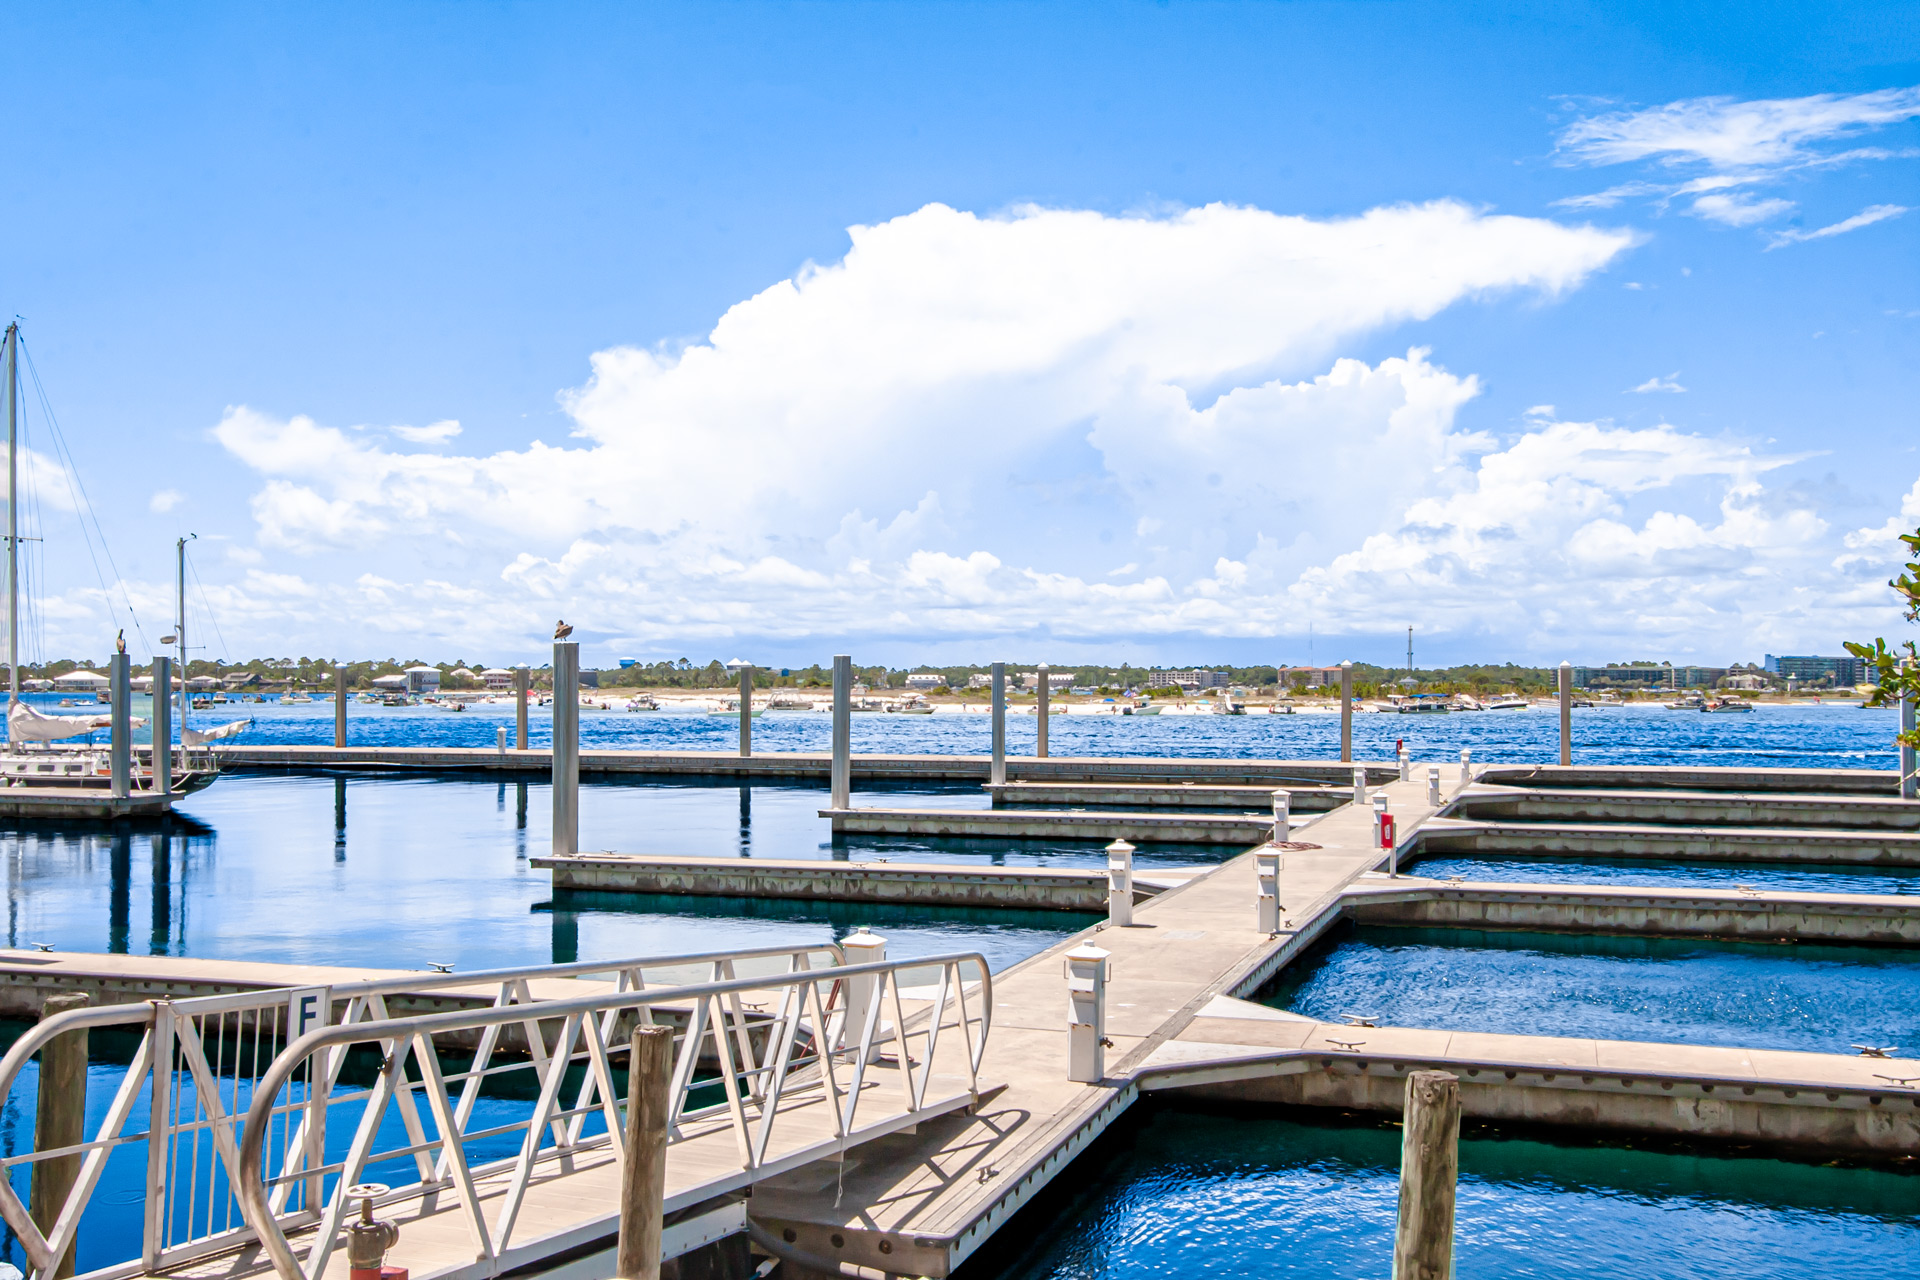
xmin=1763 ymin=654 xmax=1867 ymax=686
xmin=1149 ymin=669 xmax=1228 ymax=690
xmin=1571 ymin=663 xmax=1731 ymax=690
xmin=1020 ymin=672 xmax=1075 ymax=691
xmin=905 ymin=673 xmax=946 ymax=689
xmin=1277 ymin=665 xmax=1344 ymax=688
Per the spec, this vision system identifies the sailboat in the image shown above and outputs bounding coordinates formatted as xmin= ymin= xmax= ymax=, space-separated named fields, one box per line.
xmin=0 ymin=323 xmax=224 ymax=793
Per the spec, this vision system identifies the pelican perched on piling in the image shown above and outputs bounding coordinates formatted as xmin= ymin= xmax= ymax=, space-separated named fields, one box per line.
xmin=554 ymin=620 xmax=573 ymax=640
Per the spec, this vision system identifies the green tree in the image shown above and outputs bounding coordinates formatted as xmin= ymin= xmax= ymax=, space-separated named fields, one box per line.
xmin=1845 ymin=526 xmax=1920 ymax=749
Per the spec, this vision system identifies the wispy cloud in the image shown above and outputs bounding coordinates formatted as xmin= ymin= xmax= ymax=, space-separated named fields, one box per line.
xmin=149 ymin=488 xmax=185 ymax=513
xmin=1629 ymin=373 xmax=1685 ymax=394
xmin=1556 ymin=87 xmax=1920 ymax=170
xmin=1552 ymin=87 xmax=1920 ymax=240
xmin=391 ymin=419 xmax=463 ymax=444
xmin=1766 ymin=203 xmax=1910 ymax=249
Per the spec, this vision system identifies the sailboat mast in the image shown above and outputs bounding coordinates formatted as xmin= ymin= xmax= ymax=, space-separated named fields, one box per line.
xmin=176 ymin=535 xmax=192 ymax=730
xmin=5 ymin=322 xmax=18 ymax=712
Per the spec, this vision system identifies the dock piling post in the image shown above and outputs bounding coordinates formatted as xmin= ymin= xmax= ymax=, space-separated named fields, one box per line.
xmin=514 ymin=665 xmax=530 ymax=751
xmin=990 ymin=662 xmax=1007 ymax=786
xmin=841 ymin=927 xmax=886 ymax=1061
xmin=1105 ymin=839 xmax=1134 ymax=926
xmin=1036 ymin=662 xmax=1049 ymax=759
xmin=1063 ymin=944 xmax=1111 ymax=1083
xmin=1900 ymin=661 xmax=1916 ymax=800
xmin=738 ymin=663 xmax=753 ymax=758
xmin=1398 ymin=743 xmax=1410 ymax=781
xmin=1271 ymin=789 xmax=1291 ymax=844
xmin=109 ymin=652 xmax=130 ymax=799
xmin=151 ymin=656 xmax=172 ymax=799
xmin=32 ymin=991 xmax=89 ymax=1280
xmin=333 ymin=666 xmax=347 ymax=748
xmin=1558 ymin=660 xmax=1573 ymax=767
xmin=496 ymin=726 xmax=507 ymax=755
xmin=1459 ymin=747 xmax=1471 ymax=785
xmin=1339 ymin=661 xmax=1353 ymax=762
xmin=1393 ymin=1069 xmax=1461 ymax=1280
xmin=1427 ymin=765 xmax=1440 ymax=807
xmin=616 ymin=1023 xmax=674 ymax=1280
xmin=1352 ymin=766 xmax=1367 ymax=806
xmin=831 ymin=655 xmax=852 ymax=809
xmin=1255 ymin=848 xmax=1282 ymax=934
xmin=552 ymin=641 xmax=579 ymax=857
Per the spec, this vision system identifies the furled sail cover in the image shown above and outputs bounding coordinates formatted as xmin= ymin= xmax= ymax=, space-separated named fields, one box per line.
xmin=182 ymin=718 xmax=252 ymax=747
xmin=8 ymin=700 xmax=113 ymax=741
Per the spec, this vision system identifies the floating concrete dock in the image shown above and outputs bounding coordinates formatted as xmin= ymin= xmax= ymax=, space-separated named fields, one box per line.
xmin=1412 ymin=816 xmax=1920 ymax=865
xmin=1478 ymin=762 xmax=1902 ymax=796
xmin=985 ymin=780 xmax=1349 ymax=810
xmin=820 ymin=804 xmax=1280 ymax=844
xmin=537 ymin=852 xmax=1208 ymax=911
xmin=1451 ymin=783 xmax=1920 ymax=830
xmin=0 ymin=786 xmax=175 ymax=820
xmin=1341 ymin=876 xmax=1920 ymax=945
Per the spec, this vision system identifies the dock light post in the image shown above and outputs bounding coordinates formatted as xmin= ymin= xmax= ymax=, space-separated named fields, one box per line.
xmin=1271 ymin=789 xmax=1291 ymax=844
xmin=1036 ymin=662 xmax=1049 ymax=759
xmin=1427 ymin=765 xmax=1441 ymax=808
xmin=1393 ymin=1070 xmax=1461 ymax=1280
xmin=1105 ymin=839 xmax=1134 ymax=926
xmin=831 ymin=655 xmax=852 ymax=810
xmin=552 ymin=640 xmax=579 ymax=858
xmin=841 ymin=927 xmax=886 ymax=1062
xmin=514 ymin=665 xmax=530 ymax=751
xmin=1255 ymin=848 xmax=1283 ymax=934
xmin=990 ymin=662 xmax=1007 ymax=786
xmin=109 ymin=652 xmax=130 ymax=799
xmin=1352 ymin=766 xmax=1367 ymax=806
xmin=737 ymin=663 xmax=753 ymax=758
xmin=1558 ymin=660 xmax=1573 ymax=767
xmin=1339 ymin=661 xmax=1354 ymax=762
xmin=1063 ymin=944 xmax=1112 ymax=1083
xmin=152 ymin=656 xmax=172 ymax=799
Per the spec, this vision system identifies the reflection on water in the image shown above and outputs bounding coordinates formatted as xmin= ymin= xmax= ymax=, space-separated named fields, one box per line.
xmin=970 ymin=1103 xmax=1920 ymax=1279
xmin=0 ymin=773 xmax=1103 ymax=972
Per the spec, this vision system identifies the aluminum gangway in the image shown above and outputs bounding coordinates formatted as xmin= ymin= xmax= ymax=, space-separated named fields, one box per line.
xmin=0 ymin=941 xmax=991 ymax=1280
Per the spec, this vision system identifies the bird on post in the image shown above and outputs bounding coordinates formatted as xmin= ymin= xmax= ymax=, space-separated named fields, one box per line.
xmin=554 ymin=620 xmax=573 ymax=640
xmin=115 ymin=629 xmax=126 ymax=654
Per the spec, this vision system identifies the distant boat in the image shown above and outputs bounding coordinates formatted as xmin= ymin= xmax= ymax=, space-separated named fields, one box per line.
xmin=1485 ymin=695 xmax=1528 ymax=711
xmin=1663 ymin=693 xmax=1706 ymax=710
xmin=1701 ymin=697 xmax=1754 ymax=713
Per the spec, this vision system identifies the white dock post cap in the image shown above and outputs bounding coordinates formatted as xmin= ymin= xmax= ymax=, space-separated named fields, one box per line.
xmin=843 ymin=926 xmax=887 ymax=953
xmin=1341 ymin=660 xmax=1352 ymax=668
xmin=1062 ymin=943 xmax=1111 ymax=972
xmin=1104 ymin=839 xmax=1135 ymax=858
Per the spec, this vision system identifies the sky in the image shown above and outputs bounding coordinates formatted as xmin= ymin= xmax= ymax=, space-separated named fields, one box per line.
xmin=3 ymin=1 xmax=1918 ymax=671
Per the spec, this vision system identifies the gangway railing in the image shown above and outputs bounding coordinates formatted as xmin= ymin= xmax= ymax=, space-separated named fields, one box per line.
xmin=0 ymin=942 xmax=855 ymax=1280
xmin=234 ymin=950 xmax=989 ymax=1279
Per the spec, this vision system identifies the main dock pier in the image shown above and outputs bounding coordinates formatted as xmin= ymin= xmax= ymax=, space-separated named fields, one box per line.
xmin=2 ymin=750 xmax=1915 ymax=1280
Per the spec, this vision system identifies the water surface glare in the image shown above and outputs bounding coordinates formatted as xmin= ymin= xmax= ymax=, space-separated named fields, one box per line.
xmin=978 ymin=1106 xmax=1920 ymax=1279
xmin=1264 ymin=925 xmax=1920 ymax=1054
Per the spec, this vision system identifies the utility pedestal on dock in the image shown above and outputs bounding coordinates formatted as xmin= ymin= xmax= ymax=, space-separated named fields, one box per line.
xmin=152 ymin=656 xmax=172 ymax=798
xmin=552 ymin=641 xmax=579 ymax=857
xmin=1036 ymin=662 xmax=1049 ymax=759
xmin=1105 ymin=839 xmax=1133 ymax=926
xmin=830 ymin=655 xmax=851 ymax=810
xmin=1064 ymin=945 xmax=1111 ymax=1084
xmin=1394 ymin=1070 xmax=1460 ymax=1280
xmin=333 ymin=666 xmax=347 ymax=748
xmin=32 ymin=992 xmax=89 ymax=1280
xmin=109 ymin=653 xmax=130 ymax=799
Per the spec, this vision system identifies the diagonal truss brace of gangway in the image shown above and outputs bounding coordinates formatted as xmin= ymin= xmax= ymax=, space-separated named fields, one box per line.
xmin=0 ymin=942 xmax=991 ymax=1280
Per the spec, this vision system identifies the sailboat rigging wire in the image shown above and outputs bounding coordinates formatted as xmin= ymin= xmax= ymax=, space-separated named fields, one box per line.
xmin=17 ymin=337 xmax=152 ymax=655
xmin=185 ymin=548 xmax=230 ymax=664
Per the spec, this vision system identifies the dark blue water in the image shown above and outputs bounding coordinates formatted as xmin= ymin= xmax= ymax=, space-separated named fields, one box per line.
xmin=120 ymin=698 xmax=1903 ymax=771
xmin=1266 ymin=926 xmax=1920 ymax=1055
xmin=1410 ymin=855 xmax=1920 ymax=896
xmin=976 ymin=1105 xmax=1920 ymax=1279
xmin=4 ymin=774 xmax=1116 ymax=974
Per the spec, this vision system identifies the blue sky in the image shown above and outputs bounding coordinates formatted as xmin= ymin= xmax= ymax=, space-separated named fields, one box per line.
xmin=4 ymin=2 xmax=1917 ymax=669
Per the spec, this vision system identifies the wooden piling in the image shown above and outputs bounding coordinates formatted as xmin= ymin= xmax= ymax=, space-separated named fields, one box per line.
xmin=334 ymin=666 xmax=347 ymax=748
xmin=515 ymin=665 xmax=531 ymax=751
xmin=1339 ymin=661 xmax=1353 ymax=763
xmin=1393 ymin=1069 xmax=1460 ymax=1280
xmin=32 ymin=991 xmax=91 ymax=1280
xmin=617 ymin=1023 xmax=675 ymax=1280
xmin=738 ymin=664 xmax=753 ymax=758
xmin=1558 ymin=661 xmax=1573 ymax=767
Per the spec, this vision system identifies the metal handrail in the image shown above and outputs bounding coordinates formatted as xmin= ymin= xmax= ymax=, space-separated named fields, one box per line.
xmin=0 ymin=941 xmax=846 ymax=1280
xmin=233 ymin=951 xmax=992 ymax=1279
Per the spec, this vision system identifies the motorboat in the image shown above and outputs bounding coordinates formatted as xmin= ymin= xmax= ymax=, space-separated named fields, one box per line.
xmin=1485 ymin=695 xmax=1529 ymax=711
xmin=1701 ymin=697 xmax=1755 ymax=713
